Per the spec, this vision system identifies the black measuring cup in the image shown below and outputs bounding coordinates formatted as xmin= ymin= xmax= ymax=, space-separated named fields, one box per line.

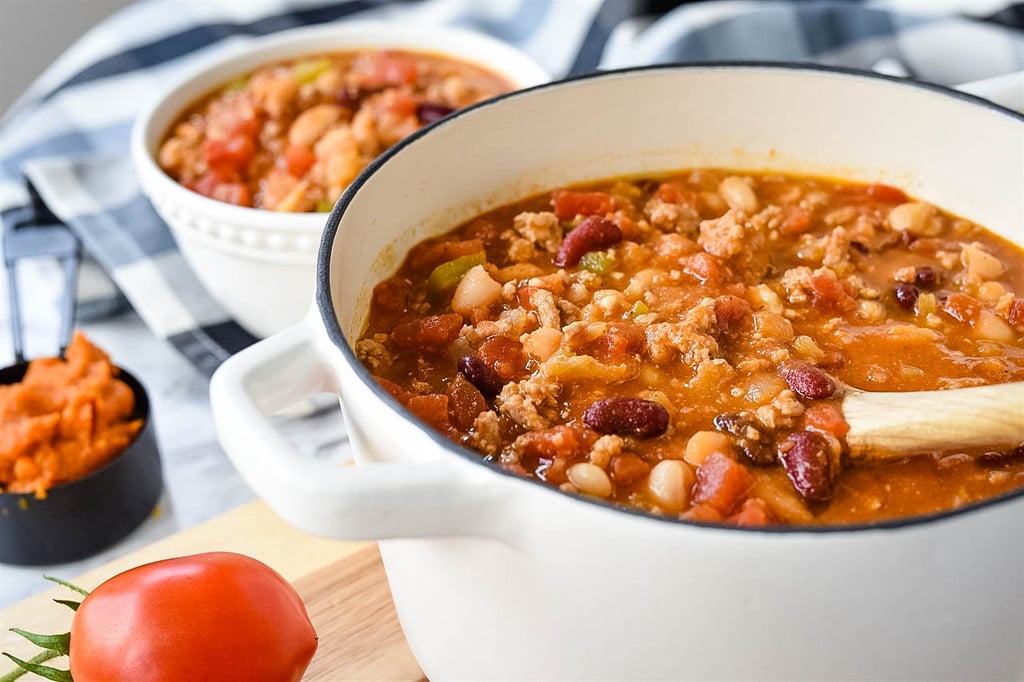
xmin=0 ymin=220 xmax=163 ymax=565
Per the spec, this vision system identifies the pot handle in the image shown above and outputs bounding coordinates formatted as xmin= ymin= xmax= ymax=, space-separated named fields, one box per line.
xmin=209 ymin=316 xmax=492 ymax=541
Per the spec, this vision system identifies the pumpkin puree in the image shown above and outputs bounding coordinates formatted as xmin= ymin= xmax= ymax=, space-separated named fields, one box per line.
xmin=0 ymin=332 xmax=143 ymax=498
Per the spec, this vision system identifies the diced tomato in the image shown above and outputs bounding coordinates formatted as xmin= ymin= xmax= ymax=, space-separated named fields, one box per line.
xmin=464 ymin=218 xmax=500 ymax=248
xmin=653 ymin=181 xmax=697 ymax=207
xmin=540 ymin=457 xmax=569 ymax=485
xmin=515 ymin=425 xmax=580 ymax=460
xmin=779 ymin=207 xmax=812 ymax=235
xmin=694 ymin=451 xmax=754 ymax=515
xmin=406 ymin=394 xmax=451 ymax=432
xmin=551 ymin=190 xmax=615 ymax=221
xmin=189 ymin=172 xmax=221 ymax=198
xmin=1007 ymin=298 xmax=1024 ymax=332
xmin=447 ymin=375 xmax=487 ymax=431
xmin=681 ymin=504 xmax=723 ymax=523
xmin=803 ymin=403 xmax=850 ymax=437
xmin=375 ymin=377 xmax=412 ymax=405
xmin=408 ymin=238 xmax=486 ymax=273
xmin=611 ymin=213 xmax=642 ymax=241
xmin=592 ymin=322 xmax=645 ymax=363
xmin=284 ymin=145 xmax=316 ymax=177
xmin=202 ymin=136 xmax=255 ymax=175
xmin=516 ymin=286 xmax=540 ymax=311
xmin=371 ymin=277 xmax=412 ymax=314
xmin=837 ymin=183 xmax=908 ymax=205
xmin=209 ymin=182 xmax=252 ymax=207
xmin=865 ymin=183 xmax=908 ymax=204
xmin=391 ymin=314 xmax=463 ymax=350
xmin=477 ymin=335 xmax=526 ymax=381
xmin=727 ymin=498 xmax=776 ymax=527
xmin=367 ymin=51 xmax=418 ymax=87
xmin=713 ymin=295 xmax=751 ymax=334
xmin=609 ymin=453 xmax=650 ymax=486
xmin=228 ymin=116 xmax=261 ymax=139
xmin=380 ymin=89 xmax=418 ymax=119
xmin=681 ymin=252 xmax=730 ymax=284
xmin=809 ymin=272 xmax=856 ymax=312
xmin=940 ymin=292 xmax=981 ymax=325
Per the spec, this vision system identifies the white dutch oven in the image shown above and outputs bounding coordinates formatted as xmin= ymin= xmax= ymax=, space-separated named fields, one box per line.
xmin=210 ymin=64 xmax=1024 ymax=681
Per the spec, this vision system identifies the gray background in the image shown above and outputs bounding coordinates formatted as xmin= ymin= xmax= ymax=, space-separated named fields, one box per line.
xmin=0 ymin=0 xmax=132 ymax=116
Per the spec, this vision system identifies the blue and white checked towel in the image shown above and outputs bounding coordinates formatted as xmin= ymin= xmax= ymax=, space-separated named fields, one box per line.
xmin=1 ymin=0 xmax=1022 ymax=376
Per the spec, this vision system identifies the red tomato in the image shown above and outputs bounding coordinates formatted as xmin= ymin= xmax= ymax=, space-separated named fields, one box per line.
xmin=369 ymin=51 xmax=418 ymax=86
xmin=69 ymin=552 xmax=317 ymax=682
xmin=551 ymin=190 xmax=615 ymax=220
xmin=284 ymin=144 xmax=317 ymax=177
xmin=210 ymin=182 xmax=253 ymax=207
xmin=202 ymin=135 xmax=255 ymax=175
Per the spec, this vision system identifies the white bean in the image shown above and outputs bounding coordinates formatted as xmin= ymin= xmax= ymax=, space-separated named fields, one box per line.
xmin=719 ymin=176 xmax=760 ymax=214
xmin=288 ymin=104 xmax=343 ymax=147
xmin=961 ymin=242 xmax=1005 ymax=282
xmin=451 ymin=265 xmax=502 ymax=315
xmin=683 ymin=431 xmax=733 ymax=467
xmin=567 ymin=463 xmax=613 ymax=498
xmin=888 ymin=202 xmax=940 ymax=236
xmin=647 ymin=460 xmax=695 ymax=512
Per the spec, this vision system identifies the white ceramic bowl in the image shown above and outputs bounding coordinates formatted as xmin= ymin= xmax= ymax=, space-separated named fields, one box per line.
xmin=210 ymin=64 xmax=1024 ymax=680
xmin=131 ymin=22 xmax=549 ymax=338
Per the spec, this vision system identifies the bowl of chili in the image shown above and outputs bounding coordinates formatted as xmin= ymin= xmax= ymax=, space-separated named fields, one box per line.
xmin=131 ymin=22 xmax=549 ymax=338
xmin=210 ymin=64 xmax=1024 ymax=680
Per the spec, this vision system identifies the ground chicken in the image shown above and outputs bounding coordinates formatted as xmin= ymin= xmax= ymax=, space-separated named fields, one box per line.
xmin=495 ymin=375 xmax=562 ymax=430
xmin=354 ymin=336 xmax=393 ymax=370
xmin=513 ymin=211 xmax=562 ymax=253
xmin=469 ymin=410 xmax=501 ymax=456
xmin=644 ymin=196 xmax=701 ymax=234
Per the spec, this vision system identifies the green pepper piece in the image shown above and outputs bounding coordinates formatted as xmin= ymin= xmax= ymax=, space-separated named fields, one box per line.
xmin=579 ymin=250 xmax=614 ymax=275
xmin=315 ymin=199 xmax=334 ymax=213
xmin=222 ymin=74 xmax=250 ymax=93
xmin=293 ymin=58 xmax=332 ymax=85
xmin=427 ymin=252 xmax=486 ymax=295
xmin=629 ymin=300 xmax=650 ymax=317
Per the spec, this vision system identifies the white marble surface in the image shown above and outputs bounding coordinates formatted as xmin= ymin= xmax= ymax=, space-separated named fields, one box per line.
xmin=0 ymin=261 xmax=351 ymax=607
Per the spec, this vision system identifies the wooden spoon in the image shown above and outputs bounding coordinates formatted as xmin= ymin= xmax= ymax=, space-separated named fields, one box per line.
xmin=842 ymin=381 xmax=1024 ymax=461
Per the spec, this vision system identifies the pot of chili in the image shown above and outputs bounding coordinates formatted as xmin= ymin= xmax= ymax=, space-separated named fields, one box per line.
xmin=211 ymin=64 xmax=1024 ymax=681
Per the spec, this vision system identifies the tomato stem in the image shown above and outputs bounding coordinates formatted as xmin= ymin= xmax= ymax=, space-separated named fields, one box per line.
xmin=42 ymin=577 xmax=87 ymax=598
xmin=0 ymin=650 xmax=69 ymax=682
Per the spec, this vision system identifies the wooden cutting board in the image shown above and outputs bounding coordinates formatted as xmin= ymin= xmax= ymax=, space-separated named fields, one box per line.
xmin=0 ymin=501 xmax=426 ymax=681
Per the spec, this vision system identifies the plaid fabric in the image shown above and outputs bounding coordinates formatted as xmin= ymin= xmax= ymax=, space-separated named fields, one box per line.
xmin=1 ymin=0 xmax=1021 ymax=376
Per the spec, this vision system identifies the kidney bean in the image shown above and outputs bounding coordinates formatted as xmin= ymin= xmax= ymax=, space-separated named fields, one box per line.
xmin=712 ymin=412 xmax=775 ymax=465
xmin=553 ymin=216 xmax=622 ymax=268
xmin=713 ymin=295 xmax=751 ymax=334
xmin=976 ymin=444 xmax=1024 ymax=467
xmin=780 ymin=362 xmax=836 ymax=400
xmin=914 ymin=266 xmax=940 ymax=288
xmin=778 ymin=430 xmax=833 ymax=502
xmin=457 ymin=355 xmax=505 ymax=398
xmin=583 ymin=398 xmax=669 ymax=439
xmin=892 ymin=283 xmax=919 ymax=311
xmin=447 ymin=374 xmax=487 ymax=431
xmin=416 ymin=102 xmax=455 ymax=125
